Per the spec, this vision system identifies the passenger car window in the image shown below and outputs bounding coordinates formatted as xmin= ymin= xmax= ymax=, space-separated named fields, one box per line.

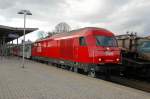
xmin=79 ymin=37 xmax=87 ymax=46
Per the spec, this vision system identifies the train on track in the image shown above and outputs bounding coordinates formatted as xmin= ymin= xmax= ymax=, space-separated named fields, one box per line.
xmin=10 ymin=27 xmax=150 ymax=78
xmin=11 ymin=27 xmax=121 ymax=78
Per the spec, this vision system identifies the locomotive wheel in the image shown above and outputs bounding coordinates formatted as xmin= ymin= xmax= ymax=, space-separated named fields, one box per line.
xmin=69 ymin=67 xmax=74 ymax=71
xmin=88 ymin=69 xmax=96 ymax=78
xmin=61 ymin=65 xmax=64 ymax=69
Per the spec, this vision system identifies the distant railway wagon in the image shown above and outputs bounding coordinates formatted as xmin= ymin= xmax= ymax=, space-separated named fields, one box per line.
xmin=116 ymin=34 xmax=150 ymax=77
xmin=32 ymin=27 xmax=121 ymax=77
xmin=116 ymin=34 xmax=150 ymax=61
xmin=11 ymin=42 xmax=32 ymax=59
xmin=12 ymin=45 xmax=19 ymax=56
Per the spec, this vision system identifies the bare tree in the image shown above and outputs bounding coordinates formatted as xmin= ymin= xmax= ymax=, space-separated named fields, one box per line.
xmin=55 ymin=22 xmax=71 ymax=33
xmin=47 ymin=31 xmax=56 ymax=37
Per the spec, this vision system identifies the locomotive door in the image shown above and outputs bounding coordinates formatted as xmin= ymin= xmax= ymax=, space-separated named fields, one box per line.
xmin=73 ymin=38 xmax=79 ymax=60
xmin=73 ymin=36 xmax=88 ymax=62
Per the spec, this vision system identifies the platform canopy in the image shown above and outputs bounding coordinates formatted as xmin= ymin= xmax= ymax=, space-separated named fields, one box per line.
xmin=0 ymin=25 xmax=38 ymax=43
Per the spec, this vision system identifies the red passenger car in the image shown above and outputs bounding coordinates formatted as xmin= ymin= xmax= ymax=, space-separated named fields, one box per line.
xmin=12 ymin=46 xmax=20 ymax=56
xmin=32 ymin=27 xmax=121 ymax=77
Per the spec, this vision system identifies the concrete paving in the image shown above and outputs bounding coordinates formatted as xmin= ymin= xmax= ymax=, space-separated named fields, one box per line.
xmin=0 ymin=56 xmax=150 ymax=99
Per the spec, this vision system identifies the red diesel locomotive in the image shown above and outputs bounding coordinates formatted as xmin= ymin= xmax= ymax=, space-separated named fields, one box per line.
xmin=32 ymin=27 xmax=121 ymax=77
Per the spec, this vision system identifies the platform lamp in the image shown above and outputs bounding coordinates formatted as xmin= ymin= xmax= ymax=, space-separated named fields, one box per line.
xmin=18 ymin=10 xmax=32 ymax=68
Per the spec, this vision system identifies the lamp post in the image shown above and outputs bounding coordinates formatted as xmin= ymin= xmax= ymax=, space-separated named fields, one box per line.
xmin=18 ymin=10 xmax=32 ymax=68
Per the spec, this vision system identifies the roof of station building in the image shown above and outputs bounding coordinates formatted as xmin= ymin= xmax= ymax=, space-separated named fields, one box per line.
xmin=0 ymin=25 xmax=38 ymax=43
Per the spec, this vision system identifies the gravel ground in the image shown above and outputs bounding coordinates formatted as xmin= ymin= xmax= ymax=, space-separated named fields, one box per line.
xmin=0 ymin=56 xmax=150 ymax=99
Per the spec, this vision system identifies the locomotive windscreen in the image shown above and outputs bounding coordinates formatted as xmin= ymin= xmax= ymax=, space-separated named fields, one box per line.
xmin=96 ymin=36 xmax=117 ymax=47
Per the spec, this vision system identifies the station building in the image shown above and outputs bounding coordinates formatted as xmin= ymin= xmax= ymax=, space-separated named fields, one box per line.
xmin=0 ymin=25 xmax=38 ymax=56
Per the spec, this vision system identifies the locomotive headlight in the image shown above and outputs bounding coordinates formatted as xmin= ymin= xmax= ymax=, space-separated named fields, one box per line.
xmin=99 ymin=58 xmax=102 ymax=62
xmin=116 ymin=58 xmax=120 ymax=61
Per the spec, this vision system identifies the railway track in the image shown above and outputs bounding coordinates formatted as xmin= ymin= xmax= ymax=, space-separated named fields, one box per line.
xmin=106 ymin=76 xmax=150 ymax=93
xmin=88 ymin=70 xmax=150 ymax=93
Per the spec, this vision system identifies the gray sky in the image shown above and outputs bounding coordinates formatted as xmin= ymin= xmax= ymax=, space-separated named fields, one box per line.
xmin=0 ymin=0 xmax=150 ymax=36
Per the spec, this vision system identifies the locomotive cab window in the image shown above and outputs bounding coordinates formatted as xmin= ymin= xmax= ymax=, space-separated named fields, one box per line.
xmin=95 ymin=36 xmax=117 ymax=47
xmin=79 ymin=37 xmax=87 ymax=46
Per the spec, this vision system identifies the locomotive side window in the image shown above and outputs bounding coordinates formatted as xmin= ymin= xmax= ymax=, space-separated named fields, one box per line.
xmin=79 ymin=37 xmax=87 ymax=46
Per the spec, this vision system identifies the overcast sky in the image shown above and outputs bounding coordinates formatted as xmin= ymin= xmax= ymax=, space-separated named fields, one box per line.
xmin=0 ymin=0 xmax=150 ymax=36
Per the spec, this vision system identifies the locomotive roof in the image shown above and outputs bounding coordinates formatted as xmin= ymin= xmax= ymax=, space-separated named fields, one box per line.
xmin=36 ymin=27 xmax=113 ymax=42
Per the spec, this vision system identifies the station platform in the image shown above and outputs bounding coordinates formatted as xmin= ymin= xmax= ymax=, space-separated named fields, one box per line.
xmin=0 ymin=56 xmax=150 ymax=99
